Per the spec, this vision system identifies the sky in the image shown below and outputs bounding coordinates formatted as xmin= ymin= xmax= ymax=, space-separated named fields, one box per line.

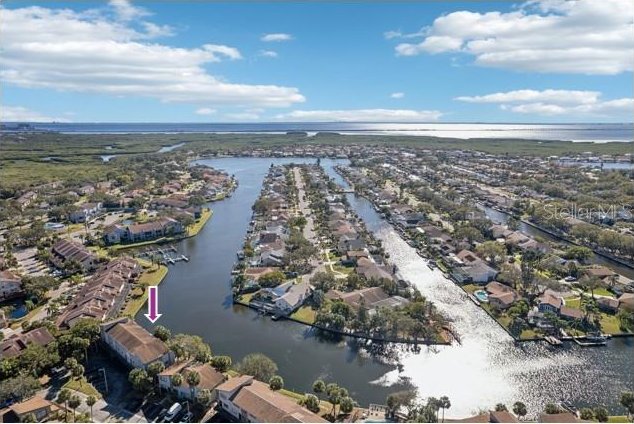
xmin=1 ymin=0 xmax=633 ymax=123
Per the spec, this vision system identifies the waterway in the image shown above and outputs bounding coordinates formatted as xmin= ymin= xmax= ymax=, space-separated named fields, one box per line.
xmin=135 ymin=157 xmax=633 ymax=418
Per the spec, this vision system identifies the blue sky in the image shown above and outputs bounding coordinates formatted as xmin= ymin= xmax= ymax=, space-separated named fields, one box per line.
xmin=1 ymin=0 xmax=633 ymax=123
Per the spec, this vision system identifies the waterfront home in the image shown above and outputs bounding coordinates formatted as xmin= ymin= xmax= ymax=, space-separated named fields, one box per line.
xmin=0 ymin=269 xmax=23 ymax=301
xmin=325 ymin=286 xmax=408 ymax=313
xmin=69 ymin=202 xmax=102 ymax=223
xmin=618 ymin=293 xmax=634 ymax=311
xmin=101 ymin=318 xmax=174 ymax=370
xmin=158 ymin=361 xmax=226 ymax=400
xmin=258 ymin=280 xmax=311 ymax=314
xmin=597 ymin=297 xmax=620 ymax=314
xmin=560 ymin=306 xmax=584 ymax=321
xmin=50 ymin=239 xmax=97 ymax=272
xmin=537 ymin=292 xmax=564 ymax=314
xmin=1 ymin=327 xmax=55 ymax=359
xmin=485 ymin=281 xmax=519 ymax=310
xmin=337 ymin=237 xmax=367 ymax=255
xmin=8 ymin=396 xmax=58 ymax=422
xmin=215 ymin=375 xmax=327 ymax=423
xmin=446 ymin=410 xmax=519 ymax=423
xmin=585 ymin=266 xmax=617 ymax=283
xmin=243 ymin=267 xmax=281 ymax=289
xmin=56 ymin=257 xmax=139 ymax=328
xmin=103 ymin=217 xmax=184 ymax=244
xmin=452 ymin=250 xmax=498 ymax=283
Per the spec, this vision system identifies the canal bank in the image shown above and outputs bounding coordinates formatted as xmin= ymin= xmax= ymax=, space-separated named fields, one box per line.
xmin=135 ymin=157 xmax=633 ymax=418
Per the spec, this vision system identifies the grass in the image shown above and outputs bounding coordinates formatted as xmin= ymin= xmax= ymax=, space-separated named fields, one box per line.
xmin=462 ymin=284 xmax=481 ymax=294
xmin=187 ymin=208 xmax=213 ymax=237
xmin=519 ymin=329 xmax=539 ymax=339
xmin=290 ymin=306 xmax=317 ymax=324
xmin=564 ymin=297 xmax=582 ymax=309
xmin=111 ymin=237 xmax=171 ymax=251
xmin=607 ymin=416 xmax=630 ymax=423
xmin=120 ymin=263 xmax=168 ymax=317
xmin=63 ymin=377 xmax=102 ymax=398
xmin=10 ymin=304 xmax=46 ymax=329
xmin=238 ymin=292 xmax=256 ymax=304
xmin=599 ymin=313 xmax=622 ymax=334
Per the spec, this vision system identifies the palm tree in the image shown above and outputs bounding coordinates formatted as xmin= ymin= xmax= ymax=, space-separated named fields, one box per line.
xmin=57 ymin=389 xmax=71 ymax=422
xmin=186 ymin=370 xmax=201 ymax=400
xmin=68 ymin=395 xmax=81 ymax=422
xmin=439 ymin=396 xmax=451 ymax=422
xmin=312 ymin=380 xmax=325 ymax=406
xmin=171 ymin=373 xmax=183 ymax=392
xmin=86 ymin=396 xmax=97 ymax=422
xmin=513 ymin=401 xmax=527 ymax=421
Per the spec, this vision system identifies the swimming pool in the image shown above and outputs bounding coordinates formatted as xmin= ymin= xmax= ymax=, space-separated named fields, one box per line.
xmin=474 ymin=290 xmax=489 ymax=303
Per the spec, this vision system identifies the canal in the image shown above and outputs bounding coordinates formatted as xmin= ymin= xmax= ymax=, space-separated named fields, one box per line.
xmin=136 ymin=157 xmax=633 ymax=418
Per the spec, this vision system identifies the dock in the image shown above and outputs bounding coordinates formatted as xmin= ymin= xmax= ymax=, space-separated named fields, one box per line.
xmin=545 ymin=336 xmax=563 ymax=346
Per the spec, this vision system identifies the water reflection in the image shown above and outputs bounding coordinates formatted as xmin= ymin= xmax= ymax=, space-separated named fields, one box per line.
xmin=133 ymin=157 xmax=632 ymax=418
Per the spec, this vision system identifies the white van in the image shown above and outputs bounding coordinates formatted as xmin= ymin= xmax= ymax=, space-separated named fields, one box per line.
xmin=163 ymin=403 xmax=182 ymax=422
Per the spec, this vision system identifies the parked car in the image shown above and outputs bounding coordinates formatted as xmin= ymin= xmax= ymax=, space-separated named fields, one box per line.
xmin=163 ymin=403 xmax=182 ymax=422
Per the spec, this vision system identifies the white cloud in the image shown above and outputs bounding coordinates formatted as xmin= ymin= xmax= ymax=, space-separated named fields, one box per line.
xmin=224 ymin=112 xmax=261 ymax=121
xmin=261 ymin=33 xmax=293 ymax=42
xmin=109 ymin=0 xmax=149 ymax=22
xmin=392 ymin=0 xmax=634 ymax=75
xmin=0 ymin=5 xmax=305 ymax=108
xmin=258 ymin=50 xmax=278 ymax=58
xmin=455 ymin=89 xmax=600 ymax=105
xmin=195 ymin=108 xmax=216 ymax=115
xmin=390 ymin=92 xmax=405 ymax=99
xmin=457 ymin=89 xmax=634 ymax=117
xmin=1 ymin=105 xmax=71 ymax=122
xmin=275 ymin=109 xmax=442 ymax=122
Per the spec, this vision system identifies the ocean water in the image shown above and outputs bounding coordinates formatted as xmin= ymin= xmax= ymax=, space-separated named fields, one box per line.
xmin=7 ymin=122 xmax=634 ymax=142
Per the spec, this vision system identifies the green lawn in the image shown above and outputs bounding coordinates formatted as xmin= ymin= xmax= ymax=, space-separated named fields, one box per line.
xmin=120 ymin=263 xmax=168 ymax=317
xmin=564 ymin=297 xmax=581 ymax=309
xmin=187 ymin=208 xmax=213 ymax=237
xmin=63 ymin=377 xmax=101 ymax=398
xmin=607 ymin=416 xmax=630 ymax=423
xmin=599 ymin=313 xmax=622 ymax=334
xmin=290 ymin=306 xmax=317 ymax=324
xmin=462 ymin=284 xmax=480 ymax=294
xmin=238 ymin=292 xmax=256 ymax=304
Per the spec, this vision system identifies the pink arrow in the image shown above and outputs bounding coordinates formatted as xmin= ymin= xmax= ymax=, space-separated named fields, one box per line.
xmin=144 ymin=286 xmax=162 ymax=323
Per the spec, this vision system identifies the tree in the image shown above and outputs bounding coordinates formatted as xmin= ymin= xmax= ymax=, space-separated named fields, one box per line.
xmin=68 ymin=395 xmax=81 ymax=422
xmin=128 ymin=368 xmax=151 ymax=394
xmin=593 ymin=407 xmax=609 ymax=422
xmin=170 ymin=373 xmax=183 ymax=388
xmin=439 ymin=396 xmax=451 ymax=422
xmin=313 ymin=379 xmax=326 ymax=405
xmin=512 ymin=401 xmax=527 ymax=421
xmin=196 ymin=389 xmax=213 ymax=408
xmin=186 ymin=370 xmax=201 ymax=399
xmin=476 ymin=241 xmax=507 ymax=266
xmin=257 ymin=271 xmax=286 ymax=288
xmin=386 ymin=390 xmax=417 ymax=419
xmin=269 ymin=375 xmax=284 ymax=391
xmin=326 ymin=383 xmax=342 ymax=418
xmin=304 ymin=394 xmax=320 ymax=413
xmin=210 ymin=355 xmax=232 ymax=372
xmin=0 ymin=376 xmax=40 ymax=405
xmin=86 ymin=395 xmax=97 ymax=421
xmin=579 ymin=408 xmax=594 ymax=420
xmin=620 ymin=391 xmax=634 ymax=421
xmin=147 ymin=361 xmax=165 ymax=380
xmin=57 ymin=388 xmax=71 ymax=422
xmin=153 ymin=326 xmax=171 ymax=342
xmin=544 ymin=403 xmax=560 ymax=414
xmin=340 ymin=396 xmax=354 ymax=415
xmin=167 ymin=334 xmax=212 ymax=362
xmin=495 ymin=403 xmax=508 ymax=412
xmin=237 ymin=353 xmax=278 ymax=382
xmin=72 ymin=363 xmax=85 ymax=384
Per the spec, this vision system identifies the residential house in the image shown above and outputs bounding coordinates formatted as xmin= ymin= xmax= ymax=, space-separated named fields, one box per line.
xmin=537 ymin=292 xmax=563 ymax=314
xmin=56 ymin=257 xmax=139 ymax=328
xmin=597 ymin=297 xmax=619 ymax=314
xmin=101 ymin=318 xmax=174 ymax=370
xmin=1 ymin=327 xmax=55 ymax=359
xmin=158 ymin=362 xmax=226 ymax=400
xmin=103 ymin=217 xmax=184 ymax=244
xmin=259 ymin=280 xmax=310 ymax=314
xmin=216 ymin=375 xmax=327 ymax=423
xmin=16 ymin=191 xmax=37 ymax=210
xmin=454 ymin=250 xmax=498 ymax=284
xmin=50 ymin=239 xmax=97 ymax=272
xmin=618 ymin=293 xmax=634 ymax=312
xmin=485 ymin=281 xmax=519 ymax=310
xmin=69 ymin=202 xmax=102 ymax=223
xmin=0 ymin=270 xmax=23 ymax=301
xmin=9 ymin=397 xmax=58 ymax=422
